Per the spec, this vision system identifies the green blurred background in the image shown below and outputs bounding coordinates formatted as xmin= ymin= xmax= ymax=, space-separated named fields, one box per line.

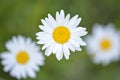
xmin=0 ymin=0 xmax=120 ymax=80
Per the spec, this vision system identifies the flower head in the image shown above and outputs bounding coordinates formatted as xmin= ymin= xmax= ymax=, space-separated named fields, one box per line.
xmin=1 ymin=36 xmax=45 ymax=79
xmin=86 ymin=23 xmax=120 ymax=65
xmin=36 ymin=10 xmax=87 ymax=60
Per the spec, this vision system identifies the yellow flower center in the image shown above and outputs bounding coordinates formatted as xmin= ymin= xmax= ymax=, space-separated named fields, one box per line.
xmin=16 ymin=51 xmax=29 ymax=64
xmin=100 ymin=39 xmax=111 ymax=51
xmin=53 ymin=26 xmax=70 ymax=44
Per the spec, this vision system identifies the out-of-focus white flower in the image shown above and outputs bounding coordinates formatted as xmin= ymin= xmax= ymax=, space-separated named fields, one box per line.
xmin=1 ymin=36 xmax=45 ymax=79
xmin=86 ymin=23 xmax=120 ymax=65
xmin=36 ymin=10 xmax=87 ymax=60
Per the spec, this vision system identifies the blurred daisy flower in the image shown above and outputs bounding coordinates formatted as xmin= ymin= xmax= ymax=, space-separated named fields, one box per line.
xmin=86 ymin=23 xmax=120 ymax=65
xmin=1 ymin=36 xmax=45 ymax=79
xmin=36 ymin=10 xmax=87 ymax=60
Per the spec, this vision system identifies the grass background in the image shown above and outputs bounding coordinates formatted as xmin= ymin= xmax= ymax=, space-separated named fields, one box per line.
xmin=0 ymin=0 xmax=120 ymax=80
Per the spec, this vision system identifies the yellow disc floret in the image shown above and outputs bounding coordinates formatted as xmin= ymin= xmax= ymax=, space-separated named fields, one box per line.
xmin=100 ymin=39 xmax=111 ymax=51
xmin=16 ymin=51 xmax=29 ymax=64
xmin=53 ymin=26 xmax=70 ymax=44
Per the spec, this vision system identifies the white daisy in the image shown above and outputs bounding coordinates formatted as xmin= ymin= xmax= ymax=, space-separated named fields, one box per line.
xmin=36 ymin=10 xmax=87 ymax=60
xmin=86 ymin=23 xmax=120 ymax=65
xmin=1 ymin=36 xmax=45 ymax=79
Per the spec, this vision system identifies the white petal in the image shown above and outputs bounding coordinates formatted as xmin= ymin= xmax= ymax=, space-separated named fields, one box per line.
xmin=59 ymin=10 xmax=65 ymax=24
xmin=17 ymin=36 xmax=26 ymax=49
xmin=68 ymin=15 xmax=78 ymax=28
xmin=31 ymin=53 xmax=44 ymax=66
xmin=1 ymin=53 xmax=15 ymax=66
xmin=41 ymin=19 xmax=52 ymax=28
xmin=4 ymin=63 xmax=14 ymax=72
xmin=74 ymin=46 xmax=82 ymax=51
xmin=39 ymin=25 xmax=53 ymax=33
xmin=21 ymin=67 xmax=27 ymax=79
xmin=72 ymin=27 xmax=87 ymax=36
xmin=63 ymin=14 xmax=70 ymax=26
xmin=69 ymin=39 xmax=80 ymax=48
xmin=56 ymin=11 xmax=63 ymax=25
xmin=72 ymin=36 xmax=86 ymax=46
xmin=92 ymin=24 xmax=103 ymax=37
xmin=63 ymin=44 xmax=70 ymax=60
xmin=26 ymin=67 xmax=36 ymax=78
xmin=42 ymin=41 xmax=54 ymax=50
xmin=45 ymin=43 xmax=56 ymax=56
xmin=27 ymin=62 xmax=40 ymax=72
xmin=10 ymin=65 xmax=21 ymax=79
xmin=66 ymin=42 xmax=75 ymax=52
xmin=72 ymin=18 xmax=81 ymax=28
xmin=32 ymin=64 xmax=39 ymax=71
xmin=5 ymin=39 xmax=18 ymax=53
xmin=53 ymin=43 xmax=59 ymax=54
xmin=48 ymin=14 xmax=57 ymax=27
xmin=45 ymin=17 xmax=57 ymax=28
xmin=36 ymin=32 xmax=53 ymax=44
xmin=56 ymin=45 xmax=63 ymax=60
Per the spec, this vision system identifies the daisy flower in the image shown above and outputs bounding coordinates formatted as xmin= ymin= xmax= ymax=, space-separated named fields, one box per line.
xmin=86 ymin=23 xmax=120 ymax=65
xmin=1 ymin=36 xmax=45 ymax=79
xmin=36 ymin=10 xmax=87 ymax=60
